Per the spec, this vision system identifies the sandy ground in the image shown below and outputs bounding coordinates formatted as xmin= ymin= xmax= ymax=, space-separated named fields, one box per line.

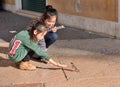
xmin=1 ymin=54 xmax=120 ymax=87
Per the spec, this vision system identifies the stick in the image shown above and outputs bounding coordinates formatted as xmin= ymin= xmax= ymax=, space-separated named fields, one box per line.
xmin=49 ymin=25 xmax=65 ymax=31
xmin=71 ymin=62 xmax=79 ymax=72
xmin=61 ymin=67 xmax=69 ymax=80
xmin=56 ymin=25 xmax=65 ymax=30
xmin=57 ymin=57 xmax=69 ymax=81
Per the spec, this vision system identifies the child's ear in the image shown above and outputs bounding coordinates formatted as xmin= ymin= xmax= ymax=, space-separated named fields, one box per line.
xmin=34 ymin=30 xmax=37 ymax=35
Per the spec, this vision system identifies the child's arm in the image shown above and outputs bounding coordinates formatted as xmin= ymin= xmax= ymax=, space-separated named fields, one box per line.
xmin=49 ymin=25 xmax=65 ymax=32
xmin=48 ymin=59 xmax=67 ymax=68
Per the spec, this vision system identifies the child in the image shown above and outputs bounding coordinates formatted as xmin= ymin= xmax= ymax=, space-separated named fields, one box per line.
xmin=27 ymin=5 xmax=59 ymax=52
xmin=27 ymin=5 xmax=61 ymax=63
xmin=8 ymin=21 xmax=67 ymax=70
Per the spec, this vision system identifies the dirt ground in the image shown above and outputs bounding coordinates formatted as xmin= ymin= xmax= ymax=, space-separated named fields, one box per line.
xmin=40 ymin=55 xmax=120 ymax=87
xmin=1 ymin=53 xmax=120 ymax=87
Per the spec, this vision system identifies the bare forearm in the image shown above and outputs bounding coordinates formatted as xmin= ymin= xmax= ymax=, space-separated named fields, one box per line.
xmin=49 ymin=59 xmax=58 ymax=66
xmin=49 ymin=59 xmax=67 ymax=68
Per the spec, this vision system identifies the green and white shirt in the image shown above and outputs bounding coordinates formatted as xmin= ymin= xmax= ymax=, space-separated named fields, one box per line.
xmin=8 ymin=30 xmax=50 ymax=62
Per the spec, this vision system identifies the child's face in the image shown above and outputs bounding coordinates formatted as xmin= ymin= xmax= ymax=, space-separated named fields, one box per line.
xmin=45 ymin=16 xmax=56 ymax=28
xmin=35 ymin=31 xmax=47 ymax=41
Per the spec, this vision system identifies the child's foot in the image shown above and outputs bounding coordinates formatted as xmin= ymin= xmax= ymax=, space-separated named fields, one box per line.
xmin=32 ymin=57 xmax=48 ymax=64
xmin=39 ymin=58 xmax=48 ymax=64
xmin=19 ymin=61 xmax=36 ymax=70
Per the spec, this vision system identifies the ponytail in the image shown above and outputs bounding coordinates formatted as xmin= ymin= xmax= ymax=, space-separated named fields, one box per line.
xmin=41 ymin=5 xmax=58 ymax=22
xmin=46 ymin=5 xmax=53 ymax=11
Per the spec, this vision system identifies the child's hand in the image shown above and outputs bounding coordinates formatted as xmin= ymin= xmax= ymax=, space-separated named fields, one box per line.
xmin=51 ymin=27 xmax=57 ymax=32
xmin=49 ymin=59 xmax=67 ymax=68
xmin=57 ymin=63 xmax=67 ymax=68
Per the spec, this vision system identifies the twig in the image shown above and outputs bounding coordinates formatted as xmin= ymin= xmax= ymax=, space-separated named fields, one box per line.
xmin=56 ymin=56 xmax=69 ymax=81
xmin=71 ymin=62 xmax=79 ymax=72
xmin=61 ymin=67 xmax=69 ymax=80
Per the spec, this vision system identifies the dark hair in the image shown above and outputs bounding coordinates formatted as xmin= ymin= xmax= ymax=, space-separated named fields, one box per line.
xmin=41 ymin=5 xmax=58 ymax=23
xmin=27 ymin=20 xmax=47 ymax=42
xmin=27 ymin=5 xmax=58 ymax=30
xmin=46 ymin=5 xmax=53 ymax=10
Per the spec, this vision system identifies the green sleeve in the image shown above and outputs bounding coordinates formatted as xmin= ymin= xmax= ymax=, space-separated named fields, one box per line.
xmin=24 ymin=41 xmax=50 ymax=60
xmin=20 ymin=36 xmax=50 ymax=61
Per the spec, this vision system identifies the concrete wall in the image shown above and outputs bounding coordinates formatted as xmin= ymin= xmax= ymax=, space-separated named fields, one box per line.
xmin=58 ymin=13 xmax=117 ymax=37
xmin=2 ymin=0 xmax=120 ymax=38
xmin=116 ymin=0 xmax=120 ymax=38
xmin=3 ymin=0 xmax=16 ymax=12
xmin=48 ymin=0 xmax=119 ymax=38
xmin=3 ymin=0 xmax=15 ymax=5
xmin=48 ymin=0 xmax=118 ymax=22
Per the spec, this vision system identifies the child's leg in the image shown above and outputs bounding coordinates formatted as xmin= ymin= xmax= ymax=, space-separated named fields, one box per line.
xmin=26 ymin=51 xmax=48 ymax=64
xmin=21 ymin=54 xmax=30 ymax=62
xmin=31 ymin=54 xmax=48 ymax=64
xmin=45 ymin=32 xmax=58 ymax=48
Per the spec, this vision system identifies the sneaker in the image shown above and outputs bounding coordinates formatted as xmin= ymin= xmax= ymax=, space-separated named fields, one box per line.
xmin=19 ymin=61 xmax=36 ymax=70
xmin=15 ymin=62 xmax=21 ymax=68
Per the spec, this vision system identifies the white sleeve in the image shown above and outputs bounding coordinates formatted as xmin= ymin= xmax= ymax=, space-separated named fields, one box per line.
xmin=38 ymin=38 xmax=47 ymax=52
